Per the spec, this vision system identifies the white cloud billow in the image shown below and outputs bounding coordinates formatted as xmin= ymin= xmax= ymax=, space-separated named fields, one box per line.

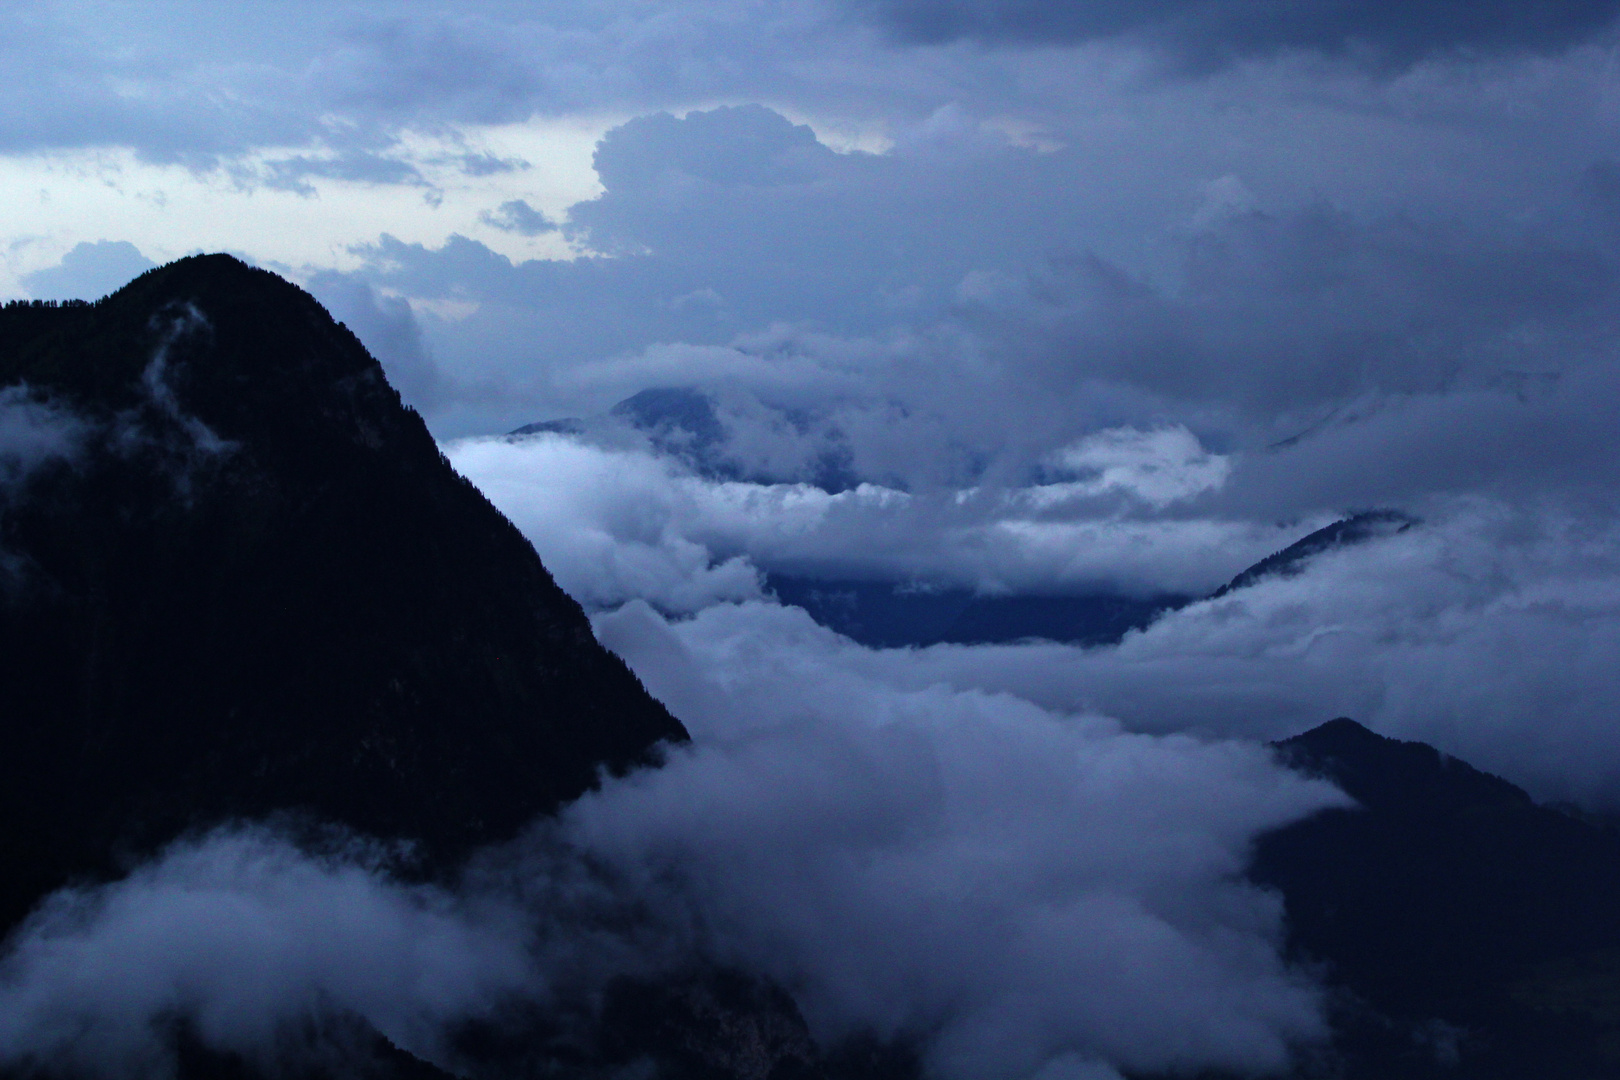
xmin=447 ymin=432 xmax=1306 ymax=605
xmin=0 ymin=829 xmax=531 ymax=1076
xmin=1040 ymin=425 xmax=1230 ymax=508
xmin=585 ymin=599 xmax=1348 ymax=1079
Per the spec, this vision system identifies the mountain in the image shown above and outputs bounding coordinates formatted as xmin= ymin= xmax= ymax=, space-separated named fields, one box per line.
xmin=0 ymin=257 xmax=686 ymax=936
xmin=765 ymin=574 xmax=1191 ymax=649
xmin=511 ymin=385 xmax=860 ymax=493
xmin=1210 ymin=510 xmax=1415 ymax=599
xmin=762 ymin=513 xmax=1411 ymax=651
xmin=1248 ymin=719 xmax=1620 ymax=1079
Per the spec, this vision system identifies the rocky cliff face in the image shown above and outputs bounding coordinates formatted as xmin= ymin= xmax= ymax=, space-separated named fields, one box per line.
xmin=0 ymin=256 xmax=686 ymax=934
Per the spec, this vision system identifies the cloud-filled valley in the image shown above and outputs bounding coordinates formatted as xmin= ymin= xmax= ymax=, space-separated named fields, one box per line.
xmin=7 ymin=3 xmax=1620 ymax=1078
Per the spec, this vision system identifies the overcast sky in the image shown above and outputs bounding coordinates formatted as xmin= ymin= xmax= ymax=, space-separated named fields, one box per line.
xmin=7 ymin=4 xmax=1620 ymax=1079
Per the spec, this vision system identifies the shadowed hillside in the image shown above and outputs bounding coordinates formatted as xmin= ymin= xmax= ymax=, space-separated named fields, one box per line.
xmin=0 ymin=256 xmax=686 ymax=934
xmin=1251 ymin=719 xmax=1620 ymax=1078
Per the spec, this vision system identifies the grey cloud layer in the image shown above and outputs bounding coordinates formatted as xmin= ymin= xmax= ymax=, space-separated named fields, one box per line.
xmin=0 ymin=829 xmax=532 ymax=1076
xmin=854 ymin=0 xmax=1620 ymax=67
xmin=0 ymin=2 xmax=869 ymax=165
xmin=378 ymin=99 xmax=1620 ymax=523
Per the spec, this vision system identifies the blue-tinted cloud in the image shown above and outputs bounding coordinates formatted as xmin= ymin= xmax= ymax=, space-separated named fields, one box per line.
xmin=478 ymin=198 xmax=558 ymax=236
xmin=23 ymin=241 xmax=156 ymax=301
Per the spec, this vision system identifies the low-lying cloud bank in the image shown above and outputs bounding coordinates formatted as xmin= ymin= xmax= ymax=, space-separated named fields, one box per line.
xmin=0 ymin=830 xmax=531 ymax=1076
xmin=0 ymin=641 xmax=1344 ymax=1080
xmin=448 ymin=423 xmax=1620 ymax=811
xmin=446 ymin=431 xmax=1318 ymax=612
xmin=582 ymin=600 xmax=1346 ymax=1079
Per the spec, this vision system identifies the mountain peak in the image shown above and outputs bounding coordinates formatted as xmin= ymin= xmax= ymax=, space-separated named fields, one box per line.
xmin=1274 ymin=717 xmax=1532 ymax=816
xmin=0 ymin=257 xmax=685 ymax=933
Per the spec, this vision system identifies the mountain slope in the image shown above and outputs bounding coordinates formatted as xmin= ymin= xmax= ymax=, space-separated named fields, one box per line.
xmin=0 ymin=256 xmax=686 ymax=934
xmin=1251 ymin=719 xmax=1620 ymax=1078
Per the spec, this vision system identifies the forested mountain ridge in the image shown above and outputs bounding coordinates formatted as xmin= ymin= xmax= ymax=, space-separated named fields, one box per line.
xmin=1249 ymin=719 xmax=1620 ymax=1078
xmin=0 ymin=255 xmax=685 ymax=934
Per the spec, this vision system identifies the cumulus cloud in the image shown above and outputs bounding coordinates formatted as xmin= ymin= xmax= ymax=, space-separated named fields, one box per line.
xmin=580 ymin=599 xmax=1347 ymax=1080
xmin=23 ymin=242 xmax=155 ymax=302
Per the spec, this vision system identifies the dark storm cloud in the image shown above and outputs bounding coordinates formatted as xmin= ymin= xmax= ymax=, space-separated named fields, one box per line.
xmin=0 ymin=3 xmax=884 ymax=168
xmin=384 ymin=100 xmax=1620 ymax=509
xmin=854 ymin=0 xmax=1620 ymax=68
xmin=952 ymin=203 xmax=1620 ymax=430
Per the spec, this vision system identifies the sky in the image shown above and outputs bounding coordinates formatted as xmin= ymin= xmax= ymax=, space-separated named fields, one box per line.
xmin=6 ymin=2 xmax=1620 ymax=1078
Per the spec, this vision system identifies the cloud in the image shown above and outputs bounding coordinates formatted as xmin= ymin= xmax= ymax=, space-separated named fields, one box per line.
xmin=477 ymin=199 xmax=558 ymax=236
xmin=307 ymin=273 xmax=443 ymax=411
xmin=446 ymin=433 xmax=1314 ymax=604
xmin=851 ymin=0 xmax=1620 ymax=68
xmin=23 ymin=242 xmax=156 ymax=301
xmin=352 ymin=99 xmax=1620 ymax=526
xmin=259 ymin=150 xmax=428 ymax=195
xmin=447 ymin=403 xmax=1620 ymax=814
xmin=1044 ymin=425 xmax=1230 ymax=509
xmin=582 ymin=599 xmax=1346 ymax=1080
xmin=816 ymin=497 xmax=1620 ymax=809
xmin=0 ymin=599 xmax=1346 ymax=1080
xmin=0 ymin=386 xmax=84 ymax=485
xmin=0 ymin=828 xmax=531 ymax=1078
xmin=451 ymin=151 xmax=529 ymax=177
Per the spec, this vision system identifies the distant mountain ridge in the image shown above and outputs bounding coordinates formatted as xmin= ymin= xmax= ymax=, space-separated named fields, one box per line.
xmin=762 ymin=512 xmax=1414 ymax=651
xmin=1210 ymin=510 xmax=1416 ymax=600
xmin=512 ymin=386 xmax=860 ymax=493
xmin=0 ymin=255 xmax=685 ymax=934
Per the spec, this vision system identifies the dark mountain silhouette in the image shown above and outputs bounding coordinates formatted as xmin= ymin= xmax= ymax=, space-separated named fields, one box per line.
xmin=0 ymin=260 xmax=917 ymax=1080
xmin=1210 ymin=510 xmax=1416 ymax=599
xmin=1246 ymin=718 xmax=1620 ymax=1078
xmin=763 ymin=512 xmax=1412 ymax=651
xmin=0 ymin=256 xmax=686 ymax=937
xmin=765 ymin=574 xmax=1191 ymax=648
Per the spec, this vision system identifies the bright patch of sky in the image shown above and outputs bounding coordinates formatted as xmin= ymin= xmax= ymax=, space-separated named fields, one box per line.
xmin=0 ymin=116 xmax=620 ymax=296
